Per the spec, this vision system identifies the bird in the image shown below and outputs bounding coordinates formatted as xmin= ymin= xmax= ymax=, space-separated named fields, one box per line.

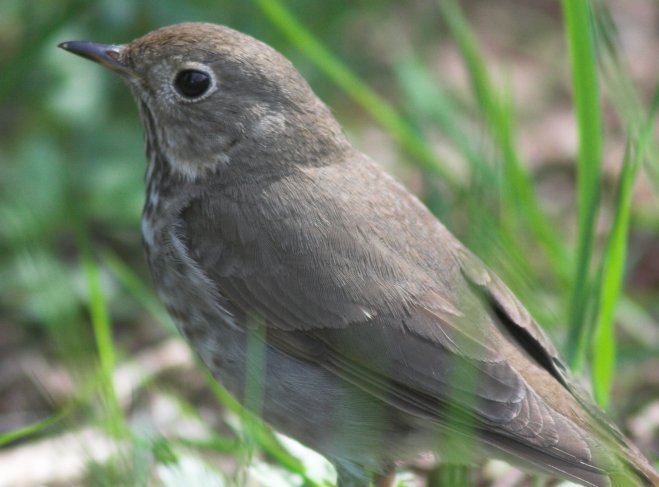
xmin=58 ymin=22 xmax=658 ymax=487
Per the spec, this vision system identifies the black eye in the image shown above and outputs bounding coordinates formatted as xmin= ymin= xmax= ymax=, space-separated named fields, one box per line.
xmin=174 ymin=69 xmax=211 ymax=99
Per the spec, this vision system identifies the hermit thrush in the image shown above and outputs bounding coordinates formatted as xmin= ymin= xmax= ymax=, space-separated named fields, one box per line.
xmin=59 ymin=23 xmax=658 ymax=487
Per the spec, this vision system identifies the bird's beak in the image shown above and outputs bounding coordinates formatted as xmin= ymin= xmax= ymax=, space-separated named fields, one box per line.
xmin=58 ymin=41 xmax=133 ymax=76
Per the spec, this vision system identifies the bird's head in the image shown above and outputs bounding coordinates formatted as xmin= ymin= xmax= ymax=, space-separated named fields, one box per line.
xmin=59 ymin=22 xmax=348 ymax=181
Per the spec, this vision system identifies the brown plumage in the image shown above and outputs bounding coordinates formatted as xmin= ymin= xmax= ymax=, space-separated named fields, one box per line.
xmin=59 ymin=23 xmax=658 ymax=487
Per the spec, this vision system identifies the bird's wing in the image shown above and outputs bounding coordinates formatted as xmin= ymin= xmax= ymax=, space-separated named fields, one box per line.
xmin=178 ymin=169 xmax=621 ymax=485
xmin=452 ymin=244 xmax=570 ymax=387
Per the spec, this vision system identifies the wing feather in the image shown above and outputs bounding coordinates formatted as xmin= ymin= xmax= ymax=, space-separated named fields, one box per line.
xmin=178 ymin=164 xmax=633 ymax=484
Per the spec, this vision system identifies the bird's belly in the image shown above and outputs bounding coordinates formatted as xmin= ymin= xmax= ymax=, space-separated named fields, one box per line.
xmin=192 ymin=322 xmax=436 ymax=473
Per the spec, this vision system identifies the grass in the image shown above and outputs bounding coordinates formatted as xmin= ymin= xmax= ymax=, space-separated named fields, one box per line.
xmin=0 ymin=409 xmax=68 ymax=448
xmin=439 ymin=0 xmax=571 ymax=281
xmin=591 ymin=86 xmax=659 ymax=407
xmin=78 ymin=225 xmax=127 ymax=436
xmin=562 ymin=0 xmax=605 ymax=372
xmin=1 ymin=0 xmax=657 ymax=485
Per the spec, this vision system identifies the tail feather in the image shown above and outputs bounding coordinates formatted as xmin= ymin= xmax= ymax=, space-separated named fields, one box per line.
xmin=481 ymin=431 xmax=611 ymax=487
xmin=614 ymin=454 xmax=659 ymax=487
xmin=480 ymin=424 xmax=658 ymax=487
xmin=569 ymin=387 xmax=659 ymax=486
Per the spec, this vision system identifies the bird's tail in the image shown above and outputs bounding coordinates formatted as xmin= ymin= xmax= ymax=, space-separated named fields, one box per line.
xmin=483 ymin=430 xmax=657 ymax=487
xmin=609 ymin=462 xmax=658 ymax=487
xmin=479 ymin=393 xmax=658 ymax=487
xmin=610 ymin=442 xmax=659 ymax=486
xmin=571 ymin=386 xmax=659 ymax=487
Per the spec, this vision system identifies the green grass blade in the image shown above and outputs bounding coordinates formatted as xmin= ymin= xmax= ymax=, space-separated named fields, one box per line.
xmin=561 ymin=0 xmax=604 ymax=371
xmin=254 ymin=0 xmax=458 ymax=187
xmin=591 ymin=145 xmax=633 ymax=408
xmin=438 ymin=0 xmax=570 ymax=281
xmin=495 ymin=87 xmax=571 ymax=280
xmin=591 ymin=92 xmax=659 ymax=407
xmin=436 ymin=0 xmax=493 ymax=116
xmin=0 ymin=408 xmax=68 ymax=447
xmin=80 ymin=239 xmax=115 ymax=377
xmin=592 ymin=167 xmax=655 ymax=408
xmin=76 ymin=227 xmax=126 ymax=435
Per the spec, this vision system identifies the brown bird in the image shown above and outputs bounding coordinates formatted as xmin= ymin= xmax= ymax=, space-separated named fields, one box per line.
xmin=59 ymin=23 xmax=658 ymax=487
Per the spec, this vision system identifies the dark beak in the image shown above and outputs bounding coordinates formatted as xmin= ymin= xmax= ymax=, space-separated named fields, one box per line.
xmin=58 ymin=41 xmax=132 ymax=76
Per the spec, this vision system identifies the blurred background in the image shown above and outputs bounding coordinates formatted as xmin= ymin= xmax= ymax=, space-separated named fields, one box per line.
xmin=0 ymin=0 xmax=657 ymax=485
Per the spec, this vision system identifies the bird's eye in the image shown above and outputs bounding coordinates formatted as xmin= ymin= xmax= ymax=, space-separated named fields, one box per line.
xmin=174 ymin=69 xmax=211 ymax=99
